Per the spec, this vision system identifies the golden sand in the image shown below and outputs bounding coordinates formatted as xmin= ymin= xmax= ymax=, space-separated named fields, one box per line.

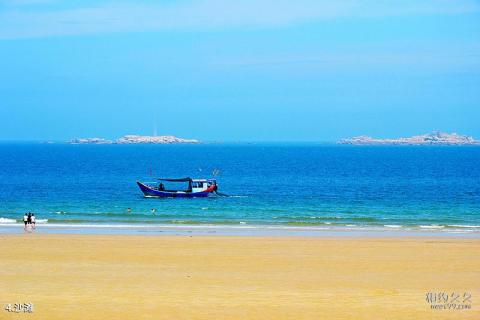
xmin=0 ymin=235 xmax=479 ymax=319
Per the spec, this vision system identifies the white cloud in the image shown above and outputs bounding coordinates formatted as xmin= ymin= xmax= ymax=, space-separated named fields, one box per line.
xmin=0 ymin=0 xmax=479 ymax=39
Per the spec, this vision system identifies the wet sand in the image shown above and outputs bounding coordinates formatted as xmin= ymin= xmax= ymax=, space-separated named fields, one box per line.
xmin=1 ymin=234 xmax=479 ymax=319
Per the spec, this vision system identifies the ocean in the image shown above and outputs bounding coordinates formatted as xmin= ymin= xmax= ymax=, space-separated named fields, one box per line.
xmin=0 ymin=143 xmax=479 ymax=235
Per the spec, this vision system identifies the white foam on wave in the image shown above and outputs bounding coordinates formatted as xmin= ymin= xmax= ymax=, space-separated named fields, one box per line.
xmin=0 ymin=217 xmax=16 ymax=223
xmin=36 ymin=219 xmax=48 ymax=223
xmin=384 ymin=225 xmax=402 ymax=228
xmin=420 ymin=225 xmax=444 ymax=229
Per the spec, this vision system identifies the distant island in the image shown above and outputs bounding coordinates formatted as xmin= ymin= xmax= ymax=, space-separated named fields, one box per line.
xmin=338 ymin=132 xmax=479 ymax=145
xmin=70 ymin=135 xmax=199 ymax=144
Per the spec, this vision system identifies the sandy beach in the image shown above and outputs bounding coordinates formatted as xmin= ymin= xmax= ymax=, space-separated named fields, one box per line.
xmin=1 ymin=235 xmax=479 ymax=320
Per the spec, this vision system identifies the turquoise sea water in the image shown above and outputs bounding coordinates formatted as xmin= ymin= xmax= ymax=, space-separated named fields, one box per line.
xmin=0 ymin=143 xmax=479 ymax=233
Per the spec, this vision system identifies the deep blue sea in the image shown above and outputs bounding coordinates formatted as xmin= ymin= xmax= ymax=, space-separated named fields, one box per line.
xmin=0 ymin=143 xmax=479 ymax=233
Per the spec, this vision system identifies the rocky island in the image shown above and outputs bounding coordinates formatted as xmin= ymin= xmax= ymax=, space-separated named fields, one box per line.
xmin=69 ymin=135 xmax=199 ymax=144
xmin=338 ymin=132 xmax=478 ymax=145
xmin=116 ymin=135 xmax=198 ymax=144
xmin=70 ymin=138 xmax=113 ymax=144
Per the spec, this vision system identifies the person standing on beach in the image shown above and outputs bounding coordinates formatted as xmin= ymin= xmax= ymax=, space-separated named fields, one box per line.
xmin=27 ymin=212 xmax=32 ymax=225
xmin=31 ymin=213 xmax=36 ymax=228
xmin=23 ymin=213 xmax=28 ymax=229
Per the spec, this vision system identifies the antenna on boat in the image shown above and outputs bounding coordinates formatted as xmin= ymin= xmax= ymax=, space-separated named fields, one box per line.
xmin=211 ymin=168 xmax=229 ymax=196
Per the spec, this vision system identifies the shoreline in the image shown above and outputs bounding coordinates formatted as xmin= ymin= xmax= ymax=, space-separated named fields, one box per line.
xmin=1 ymin=222 xmax=479 ymax=238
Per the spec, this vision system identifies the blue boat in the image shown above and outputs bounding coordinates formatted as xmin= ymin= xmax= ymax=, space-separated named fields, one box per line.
xmin=137 ymin=177 xmax=219 ymax=198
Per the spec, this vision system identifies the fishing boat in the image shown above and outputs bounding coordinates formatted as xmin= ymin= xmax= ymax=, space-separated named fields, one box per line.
xmin=136 ymin=177 xmax=219 ymax=198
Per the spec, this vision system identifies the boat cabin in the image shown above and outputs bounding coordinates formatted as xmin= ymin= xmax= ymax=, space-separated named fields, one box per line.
xmin=156 ymin=177 xmax=216 ymax=193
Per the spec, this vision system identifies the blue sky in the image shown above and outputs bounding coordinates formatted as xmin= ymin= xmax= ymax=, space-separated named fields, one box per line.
xmin=0 ymin=0 xmax=479 ymax=141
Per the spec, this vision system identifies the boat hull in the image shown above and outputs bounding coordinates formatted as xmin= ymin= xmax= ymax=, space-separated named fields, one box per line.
xmin=136 ymin=181 xmax=214 ymax=198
